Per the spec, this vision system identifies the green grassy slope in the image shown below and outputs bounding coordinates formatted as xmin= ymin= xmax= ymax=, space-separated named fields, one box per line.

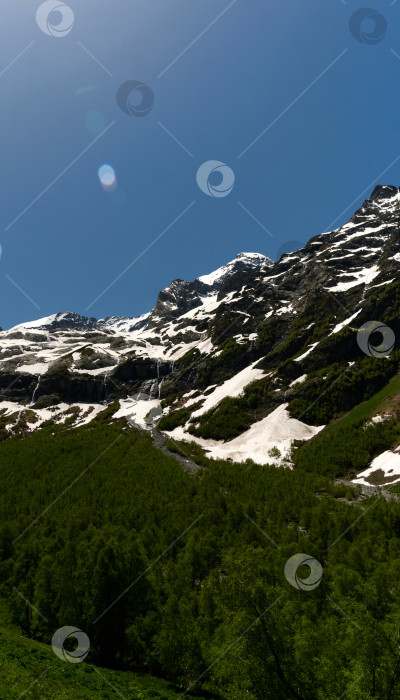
xmin=293 ymin=372 xmax=400 ymax=478
xmin=330 ymin=371 xmax=400 ymax=430
xmin=0 ymin=601 xmax=206 ymax=699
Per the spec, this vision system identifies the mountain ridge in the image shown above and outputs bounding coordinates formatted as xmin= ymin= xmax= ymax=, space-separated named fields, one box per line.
xmin=1 ymin=185 xmax=400 ymax=483
xmin=7 ymin=251 xmax=272 ymax=333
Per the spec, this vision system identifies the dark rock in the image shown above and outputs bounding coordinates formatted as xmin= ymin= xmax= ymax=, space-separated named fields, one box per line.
xmin=34 ymin=394 xmax=62 ymax=409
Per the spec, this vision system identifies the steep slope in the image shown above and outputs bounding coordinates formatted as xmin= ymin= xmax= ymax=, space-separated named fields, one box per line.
xmin=156 ymin=185 xmax=400 ymax=467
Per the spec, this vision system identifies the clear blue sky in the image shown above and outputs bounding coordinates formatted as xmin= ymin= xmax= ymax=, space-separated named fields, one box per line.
xmin=1 ymin=0 xmax=400 ymax=329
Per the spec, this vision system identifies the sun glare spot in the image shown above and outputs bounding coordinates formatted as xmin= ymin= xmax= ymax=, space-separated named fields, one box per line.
xmin=98 ymin=164 xmax=117 ymax=192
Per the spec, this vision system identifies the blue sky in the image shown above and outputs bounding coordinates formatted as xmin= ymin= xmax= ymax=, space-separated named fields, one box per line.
xmin=1 ymin=0 xmax=400 ymax=328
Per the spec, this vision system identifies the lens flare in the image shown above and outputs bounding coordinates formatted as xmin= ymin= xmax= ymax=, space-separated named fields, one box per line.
xmin=98 ymin=164 xmax=117 ymax=192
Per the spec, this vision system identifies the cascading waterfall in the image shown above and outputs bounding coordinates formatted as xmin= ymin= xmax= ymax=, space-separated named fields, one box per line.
xmin=103 ymin=372 xmax=108 ymax=402
xmin=130 ymin=359 xmax=170 ymax=404
xmin=16 ymin=408 xmax=25 ymax=426
xmin=31 ymin=375 xmax=41 ymax=405
xmin=149 ymin=379 xmax=157 ymax=400
xmin=155 ymin=359 xmax=164 ymax=400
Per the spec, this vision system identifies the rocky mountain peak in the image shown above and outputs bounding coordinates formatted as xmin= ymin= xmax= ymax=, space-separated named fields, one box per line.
xmin=146 ymin=251 xmax=272 ymax=330
xmin=6 ymin=251 xmax=272 ymax=336
xmin=370 ymin=184 xmax=399 ymax=202
xmin=12 ymin=312 xmax=98 ymax=332
xmin=352 ymin=184 xmax=400 ymax=223
xmin=197 ymin=251 xmax=272 ymax=288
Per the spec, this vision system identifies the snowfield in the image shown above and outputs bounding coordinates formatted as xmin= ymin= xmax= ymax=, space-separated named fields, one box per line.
xmin=168 ymin=404 xmax=324 ymax=466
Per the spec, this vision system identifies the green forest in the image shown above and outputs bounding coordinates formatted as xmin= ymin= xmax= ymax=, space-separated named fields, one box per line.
xmin=1 ymin=412 xmax=400 ymax=699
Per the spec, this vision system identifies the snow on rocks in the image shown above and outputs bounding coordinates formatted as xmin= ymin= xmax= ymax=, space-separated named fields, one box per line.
xmin=0 ymin=400 xmax=109 ymax=431
xmin=114 ymin=398 xmax=162 ymax=429
xmin=276 ymin=302 xmax=294 ymax=315
xmin=10 ymin=314 xmax=60 ymax=330
xmin=326 ymin=265 xmax=380 ymax=293
xmin=198 ymin=252 xmax=272 ymax=287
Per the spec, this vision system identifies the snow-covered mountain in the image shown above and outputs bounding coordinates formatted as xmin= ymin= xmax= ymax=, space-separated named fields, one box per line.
xmin=2 ymin=187 xmax=400 ymax=479
xmin=9 ymin=252 xmax=272 ymax=335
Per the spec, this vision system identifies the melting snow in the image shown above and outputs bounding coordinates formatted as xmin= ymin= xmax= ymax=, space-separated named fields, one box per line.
xmin=295 ymin=342 xmax=319 ymax=362
xmin=353 ymin=450 xmax=400 ymax=486
xmin=169 ymin=404 xmax=324 ymax=466
xmin=331 ymin=310 xmax=361 ymax=334
xmin=289 ymin=374 xmax=307 ymax=387
xmin=0 ymin=401 xmax=108 ymax=430
xmin=16 ymin=362 xmax=49 ymax=375
xmin=326 ymin=265 xmax=380 ymax=292
xmin=370 ymin=279 xmax=394 ymax=289
xmin=276 ymin=302 xmax=294 ymax=315
xmin=190 ymin=361 xmax=266 ymax=418
xmin=114 ymin=398 xmax=161 ymax=429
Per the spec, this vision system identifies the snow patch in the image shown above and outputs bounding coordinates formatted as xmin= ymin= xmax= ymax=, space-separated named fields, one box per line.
xmin=16 ymin=362 xmax=49 ymax=375
xmin=198 ymin=252 xmax=271 ymax=286
xmin=168 ymin=404 xmax=324 ymax=466
xmin=295 ymin=342 xmax=319 ymax=362
xmin=114 ymin=398 xmax=161 ymax=429
xmin=326 ymin=265 xmax=380 ymax=292
xmin=331 ymin=310 xmax=361 ymax=334
xmin=190 ymin=361 xmax=266 ymax=419
xmin=353 ymin=450 xmax=400 ymax=486
xmin=289 ymin=374 xmax=307 ymax=387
